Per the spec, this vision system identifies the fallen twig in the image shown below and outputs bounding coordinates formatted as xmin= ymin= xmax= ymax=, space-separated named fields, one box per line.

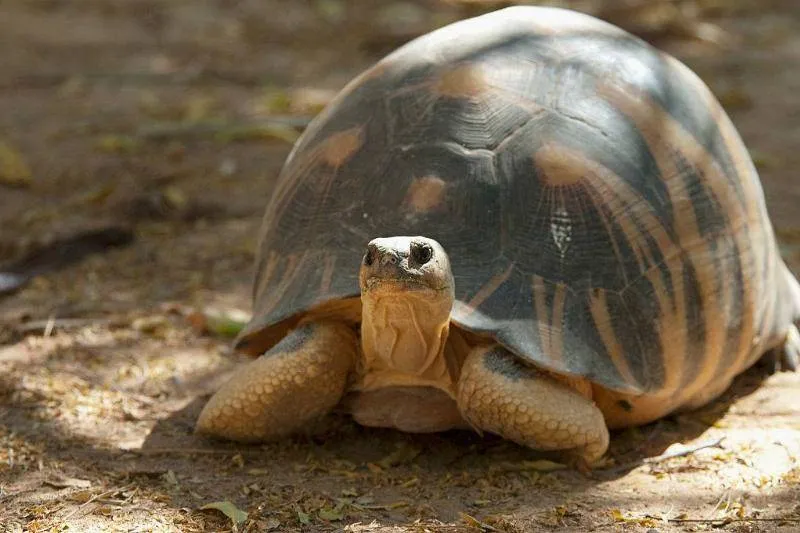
xmin=605 ymin=437 xmax=725 ymax=474
xmin=645 ymin=437 xmax=726 ymax=463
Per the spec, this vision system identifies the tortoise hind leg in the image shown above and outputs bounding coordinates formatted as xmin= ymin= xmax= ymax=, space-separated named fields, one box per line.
xmin=783 ymin=325 xmax=800 ymax=371
xmin=775 ymin=265 xmax=800 ymax=372
xmin=456 ymin=344 xmax=609 ymax=464
xmin=762 ymin=263 xmax=800 ymax=372
xmin=766 ymin=324 xmax=800 ymax=372
xmin=196 ymin=321 xmax=357 ymax=442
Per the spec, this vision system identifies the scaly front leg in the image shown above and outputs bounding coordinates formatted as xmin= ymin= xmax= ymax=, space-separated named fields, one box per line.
xmin=456 ymin=344 xmax=609 ymax=464
xmin=196 ymin=321 xmax=357 ymax=442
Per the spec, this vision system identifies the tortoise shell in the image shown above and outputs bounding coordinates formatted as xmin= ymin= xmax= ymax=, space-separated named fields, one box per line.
xmin=238 ymin=6 xmax=800 ymax=394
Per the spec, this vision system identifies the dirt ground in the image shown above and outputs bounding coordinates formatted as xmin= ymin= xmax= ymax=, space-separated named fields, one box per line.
xmin=1 ymin=1 xmax=799 ymax=531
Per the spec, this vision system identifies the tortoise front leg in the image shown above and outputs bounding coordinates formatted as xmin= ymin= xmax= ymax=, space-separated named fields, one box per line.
xmin=196 ymin=321 xmax=357 ymax=442
xmin=456 ymin=345 xmax=609 ymax=464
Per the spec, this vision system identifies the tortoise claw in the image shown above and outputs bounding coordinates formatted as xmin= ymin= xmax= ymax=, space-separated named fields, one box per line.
xmin=780 ymin=325 xmax=800 ymax=372
xmin=763 ymin=325 xmax=800 ymax=373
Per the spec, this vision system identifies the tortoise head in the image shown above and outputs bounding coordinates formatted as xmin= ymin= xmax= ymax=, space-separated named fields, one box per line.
xmin=359 ymin=236 xmax=454 ymax=301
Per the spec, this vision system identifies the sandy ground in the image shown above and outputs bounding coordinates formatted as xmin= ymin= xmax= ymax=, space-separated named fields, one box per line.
xmin=1 ymin=1 xmax=799 ymax=531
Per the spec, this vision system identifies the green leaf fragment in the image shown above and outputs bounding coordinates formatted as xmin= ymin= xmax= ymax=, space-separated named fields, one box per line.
xmin=296 ymin=508 xmax=311 ymax=525
xmin=318 ymin=507 xmax=344 ymax=521
xmin=200 ymin=501 xmax=248 ymax=526
xmin=201 ymin=307 xmax=251 ymax=338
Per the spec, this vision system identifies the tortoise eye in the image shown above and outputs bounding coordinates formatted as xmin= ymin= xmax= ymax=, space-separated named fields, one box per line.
xmin=411 ymin=242 xmax=433 ymax=265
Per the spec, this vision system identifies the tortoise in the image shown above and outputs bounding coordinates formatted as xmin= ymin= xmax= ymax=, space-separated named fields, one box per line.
xmin=196 ymin=6 xmax=800 ymax=464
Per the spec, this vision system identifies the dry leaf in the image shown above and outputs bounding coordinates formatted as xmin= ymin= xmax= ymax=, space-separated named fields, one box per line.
xmin=0 ymin=141 xmax=32 ymax=188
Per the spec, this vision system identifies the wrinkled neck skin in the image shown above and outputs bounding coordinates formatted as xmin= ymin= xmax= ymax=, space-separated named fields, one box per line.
xmin=359 ymin=289 xmax=456 ymax=395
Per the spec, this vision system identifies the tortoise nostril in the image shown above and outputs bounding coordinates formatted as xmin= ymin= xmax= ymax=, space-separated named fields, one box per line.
xmin=380 ymin=253 xmax=398 ymax=266
xmin=364 ymin=244 xmax=400 ymax=268
xmin=410 ymin=242 xmax=433 ymax=265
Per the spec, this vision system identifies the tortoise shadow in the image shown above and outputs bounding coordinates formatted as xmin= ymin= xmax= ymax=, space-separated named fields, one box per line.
xmin=140 ymin=356 xmax=778 ymax=485
xmin=597 ymin=356 xmax=781 ymax=476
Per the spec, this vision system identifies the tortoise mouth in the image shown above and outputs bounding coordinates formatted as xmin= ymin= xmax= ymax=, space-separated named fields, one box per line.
xmin=363 ymin=276 xmax=449 ymax=294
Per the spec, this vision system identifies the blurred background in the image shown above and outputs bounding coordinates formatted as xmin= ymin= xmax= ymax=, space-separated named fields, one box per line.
xmin=1 ymin=1 xmax=799 ymax=531
xmin=1 ymin=0 xmax=798 ymax=317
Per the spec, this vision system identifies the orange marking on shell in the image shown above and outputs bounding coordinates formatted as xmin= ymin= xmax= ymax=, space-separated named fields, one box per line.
xmin=534 ymin=143 xmax=588 ymax=187
xmin=644 ymin=258 xmax=687 ymax=395
xmin=319 ymin=254 xmax=336 ymax=295
xmin=403 ymin=176 xmax=448 ymax=214
xmin=435 ymin=64 xmax=487 ymax=99
xmin=599 ymin=78 xmax=750 ymax=400
xmin=588 ymin=288 xmax=640 ymax=387
xmin=466 ymin=263 xmax=514 ymax=311
xmin=672 ymin=52 xmax=778 ymax=376
xmin=304 ymin=297 xmax=362 ymax=326
xmin=253 ymin=250 xmax=280 ymax=315
xmin=549 ymin=281 xmax=568 ymax=366
xmin=541 ymin=141 xmax=685 ymax=392
xmin=665 ymin=54 xmax=763 ymax=222
xmin=531 ymin=274 xmax=563 ymax=368
xmin=532 ymin=275 xmax=548 ymax=346
xmin=543 ymin=143 xmax=673 ymax=277
xmin=694 ymin=77 xmax=768 ymax=376
xmin=589 ymin=160 xmax=673 ymax=272
xmin=254 ymin=251 xmax=308 ymax=321
xmin=321 ymin=127 xmax=364 ymax=168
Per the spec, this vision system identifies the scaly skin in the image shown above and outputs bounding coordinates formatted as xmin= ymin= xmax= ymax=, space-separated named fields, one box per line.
xmin=457 ymin=344 xmax=609 ymax=463
xmin=195 ymin=321 xmax=356 ymax=441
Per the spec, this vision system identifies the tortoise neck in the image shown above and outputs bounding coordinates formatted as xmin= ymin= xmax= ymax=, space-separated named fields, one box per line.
xmin=359 ymin=292 xmax=454 ymax=389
